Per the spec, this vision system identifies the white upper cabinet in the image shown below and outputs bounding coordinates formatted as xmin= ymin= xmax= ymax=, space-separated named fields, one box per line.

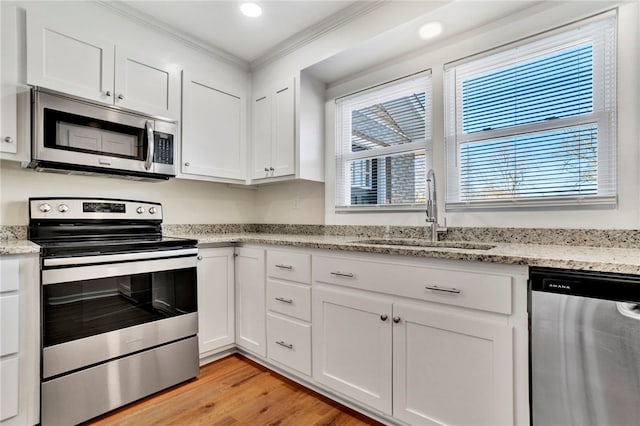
xmin=251 ymin=76 xmax=295 ymax=180
xmin=114 ymin=47 xmax=180 ymax=119
xmin=26 ymin=12 xmax=179 ymax=120
xmin=181 ymin=71 xmax=246 ymax=181
xmin=250 ymin=71 xmax=325 ymax=183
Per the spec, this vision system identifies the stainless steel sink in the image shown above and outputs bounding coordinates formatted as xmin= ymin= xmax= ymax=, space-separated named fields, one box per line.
xmin=351 ymin=238 xmax=495 ymax=250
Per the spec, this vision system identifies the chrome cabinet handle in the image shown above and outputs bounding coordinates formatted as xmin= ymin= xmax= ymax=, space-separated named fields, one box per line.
xmin=330 ymin=271 xmax=354 ymax=278
xmin=425 ymin=285 xmax=461 ymax=294
xmin=145 ymin=120 xmax=154 ymax=171
xmin=380 ymin=314 xmax=388 ymax=321
xmin=276 ymin=341 xmax=293 ymax=350
xmin=117 ymin=94 xmax=124 ymax=100
xmin=3 ymin=136 xmax=12 ymax=143
xmin=275 ymin=297 xmax=293 ymax=304
xmin=275 ymin=264 xmax=293 ymax=270
xmin=393 ymin=316 xmax=401 ymax=323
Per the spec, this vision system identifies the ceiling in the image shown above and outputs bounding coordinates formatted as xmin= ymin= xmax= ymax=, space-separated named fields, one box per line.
xmin=117 ymin=0 xmax=359 ymax=64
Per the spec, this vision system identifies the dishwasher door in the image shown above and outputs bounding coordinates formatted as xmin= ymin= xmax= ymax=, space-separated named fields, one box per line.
xmin=531 ymin=268 xmax=640 ymax=426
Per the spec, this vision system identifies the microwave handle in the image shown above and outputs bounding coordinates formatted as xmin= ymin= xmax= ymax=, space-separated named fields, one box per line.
xmin=145 ymin=120 xmax=154 ymax=171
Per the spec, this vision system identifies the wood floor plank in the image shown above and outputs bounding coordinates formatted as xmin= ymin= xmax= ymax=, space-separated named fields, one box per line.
xmin=86 ymin=354 xmax=383 ymax=426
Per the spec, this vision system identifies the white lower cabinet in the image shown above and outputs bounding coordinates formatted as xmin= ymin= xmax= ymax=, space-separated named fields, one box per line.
xmin=0 ymin=255 xmax=39 ymax=426
xmin=197 ymin=247 xmax=235 ymax=359
xmin=235 ymin=246 xmax=266 ymax=356
xmin=392 ymin=303 xmax=513 ymax=426
xmin=312 ymin=286 xmax=393 ymax=415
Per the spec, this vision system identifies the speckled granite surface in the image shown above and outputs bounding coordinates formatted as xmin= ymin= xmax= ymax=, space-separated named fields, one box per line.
xmin=3 ymin=224 xmax=639 ymax=274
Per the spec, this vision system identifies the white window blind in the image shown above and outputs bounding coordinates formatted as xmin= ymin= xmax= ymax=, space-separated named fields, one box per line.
xmin=335 ymin=73 xmax=432 ymax=210
xmin=444 ymin=16 xmax=616 ymax=210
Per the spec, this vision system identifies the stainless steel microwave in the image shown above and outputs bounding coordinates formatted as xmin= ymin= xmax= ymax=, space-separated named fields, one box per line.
xmin=29 ymin=89 xmax=177 ymax=180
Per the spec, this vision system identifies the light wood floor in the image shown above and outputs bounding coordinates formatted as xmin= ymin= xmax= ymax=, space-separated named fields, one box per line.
xmin=86 ymin=354 xmax=384 ymax=426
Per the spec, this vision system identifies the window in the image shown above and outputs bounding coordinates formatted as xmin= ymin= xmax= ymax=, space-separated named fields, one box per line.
xmin=444 ymin=16 xmax=616 ymax=209
xmin=335 ymin=73 xmax=432 ymax=210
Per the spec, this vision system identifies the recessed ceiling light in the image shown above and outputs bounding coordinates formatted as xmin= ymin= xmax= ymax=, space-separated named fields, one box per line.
xmin=240 ymin=2 xmax=262 ymax=18
xmin=418 ymin=22 xmax=443 ymax=40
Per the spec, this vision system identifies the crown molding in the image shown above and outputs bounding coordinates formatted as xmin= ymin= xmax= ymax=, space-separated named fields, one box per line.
xmin=249 ymin=0 xmax=387 ymax=71
xmin=96 ymin=1 xmax=251 ymax=72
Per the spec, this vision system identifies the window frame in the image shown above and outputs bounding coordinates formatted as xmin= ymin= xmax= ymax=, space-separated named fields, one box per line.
xmin=444 ymin=14 xmax=617 ymax=211
xmin=334 ymin=72 xmax=433 ymax=212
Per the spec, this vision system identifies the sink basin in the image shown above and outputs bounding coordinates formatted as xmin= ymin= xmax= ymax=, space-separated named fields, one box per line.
xmin=352 ymin=238 xmax=495 ymax=250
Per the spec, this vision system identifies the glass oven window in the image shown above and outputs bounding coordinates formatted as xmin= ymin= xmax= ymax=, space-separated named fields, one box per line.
xmin=43 ymin=268 xmax=197 ymax=347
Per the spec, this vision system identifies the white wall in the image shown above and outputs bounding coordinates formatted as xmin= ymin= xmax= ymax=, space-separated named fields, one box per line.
xmin=321 ymin=1 xmax=640 ymax=229
xmin=0 ymin=161 xmax=257 ymax=225
xmin=254 ymin=180 xmax=324 ymax=224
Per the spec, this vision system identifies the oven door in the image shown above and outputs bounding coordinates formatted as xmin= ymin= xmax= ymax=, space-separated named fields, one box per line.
xmin=41 ymin=250 xmax=198 ymax=379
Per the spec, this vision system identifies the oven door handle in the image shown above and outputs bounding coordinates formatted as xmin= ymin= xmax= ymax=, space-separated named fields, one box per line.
xmin=43 ymin=248 xmax=198 ymax=267
xmin=42 ymin=254 xmax=197 ymax=285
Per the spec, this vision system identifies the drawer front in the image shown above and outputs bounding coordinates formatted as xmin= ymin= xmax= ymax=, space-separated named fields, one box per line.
xmin=313 ymin=255 xmax=512 ymax=315
xmin=267 ymin=313 xmax=311 ymax=376
xmin=0 ymin=295 xmax=19 ymax=357
xmin=0 ymin=357 xmax=19 ymax=421
xmin=267 ymin=280 xmax=311 ymax=322
xmin=267 ymin=250 xmax=311 ymax=284
xmin=0 ymin=258 xmax=19 ymax=292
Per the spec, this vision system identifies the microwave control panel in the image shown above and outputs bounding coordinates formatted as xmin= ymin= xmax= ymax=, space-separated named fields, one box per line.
xmin=154 ymin=132 xmax=174 ymax=165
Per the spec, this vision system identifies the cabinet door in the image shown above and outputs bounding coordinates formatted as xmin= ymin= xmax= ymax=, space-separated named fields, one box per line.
xmin=114 ymin=46 xmax=180 ymax=119
xmin=271 ymin=78 xmax=295 ymax=177
xmin=26 ymin=12 xmax=114 ymax=104
xmin=393 ymin=303 xmax=514 ymax=426
xmin=251 ymin=93 xmax=271 ymax=179
xmin=312 ymin=285 xmax=392 ymax=414
xmin=196 ymin=248 xmax=235 ymax=358
xmin=235 ymin=247 xmax=266 ymax=357
xmin=1 ymin=2 xmax=17 ymax=155
xmin=182 ymin=72 xmax=246 ymax=180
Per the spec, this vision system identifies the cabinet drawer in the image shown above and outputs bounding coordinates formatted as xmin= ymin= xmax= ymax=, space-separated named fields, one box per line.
xmin=267 ymin=313 xmax=311 ymax=376
xmin=0 ymin=295 xmax=19 ymax=357
xmin=267 ymin=250 xmax=311 ymax=284
xmin=0 ymin=258 xmax=19 ymax=292
xmin=313 ymin=255 xmax=512 ymax=314
xmin=267 ymin=280 xmax=311 ymax=322
xmin=1 ymin=357 xmax=19 ymax=421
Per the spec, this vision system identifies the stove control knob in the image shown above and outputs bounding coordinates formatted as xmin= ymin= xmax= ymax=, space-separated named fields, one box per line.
xmin=58 ymin=204 xmax=69 ymax=213
xmin=39 ymin=203 xmax=52 ymax=213
xmin=149 ymin=207 xmax=157 ymax=215
xmin=136 ymin=206 xmax=145 ymax=214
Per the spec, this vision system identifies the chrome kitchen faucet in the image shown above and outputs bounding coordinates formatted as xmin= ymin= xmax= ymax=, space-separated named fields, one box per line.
xmin=425 ymin=169 xmax=445 ymax=241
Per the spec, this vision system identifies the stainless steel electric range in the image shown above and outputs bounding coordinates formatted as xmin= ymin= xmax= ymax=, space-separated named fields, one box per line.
xmin=28 ymin=197 xmax=199 ymax=426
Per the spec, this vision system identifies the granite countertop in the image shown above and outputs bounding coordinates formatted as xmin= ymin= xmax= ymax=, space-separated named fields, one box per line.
xmin=0 ymin=240 xmax=40 ymax=255
xmin=168 ymin=232 xmax=640 ymax=275
xmin=3 ymin=230 xmax=638 ymax=274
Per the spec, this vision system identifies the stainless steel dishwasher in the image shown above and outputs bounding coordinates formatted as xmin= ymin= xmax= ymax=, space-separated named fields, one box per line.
xmin=530 ymin=267 xmax=640 ymax=426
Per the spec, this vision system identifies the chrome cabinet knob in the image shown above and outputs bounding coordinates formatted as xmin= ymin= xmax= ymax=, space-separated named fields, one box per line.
xmin=380 ymin=314 xmax=388 ymax=321
xmin=117 ymin=94 xmax=124 ymax=100
xmin=149 ymin=207 xmax=157 ymax=214
xmin=136 ymin=206 xmax=145 ymax=214
xmin=197 ymin=255 xmax=203 ymax=261
xmin=393 ymin=316 xmax=401 ymax=323
xmin=39 ymin=203 xmax=52 ymax=213
xmin=105 ymin=91 xmax=112 ymax=97
xmin=3 ymin=136 xmax=13 ymax=143
xmin=57 ymin=204 xmax=69 ymax=213
xmin=264 ymin=167 xmax=269 ymax=172
xmin=184 ymin=162 xmax=190 ymax=167
xmin=269 ymin=167 xmax=275 ymax=171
